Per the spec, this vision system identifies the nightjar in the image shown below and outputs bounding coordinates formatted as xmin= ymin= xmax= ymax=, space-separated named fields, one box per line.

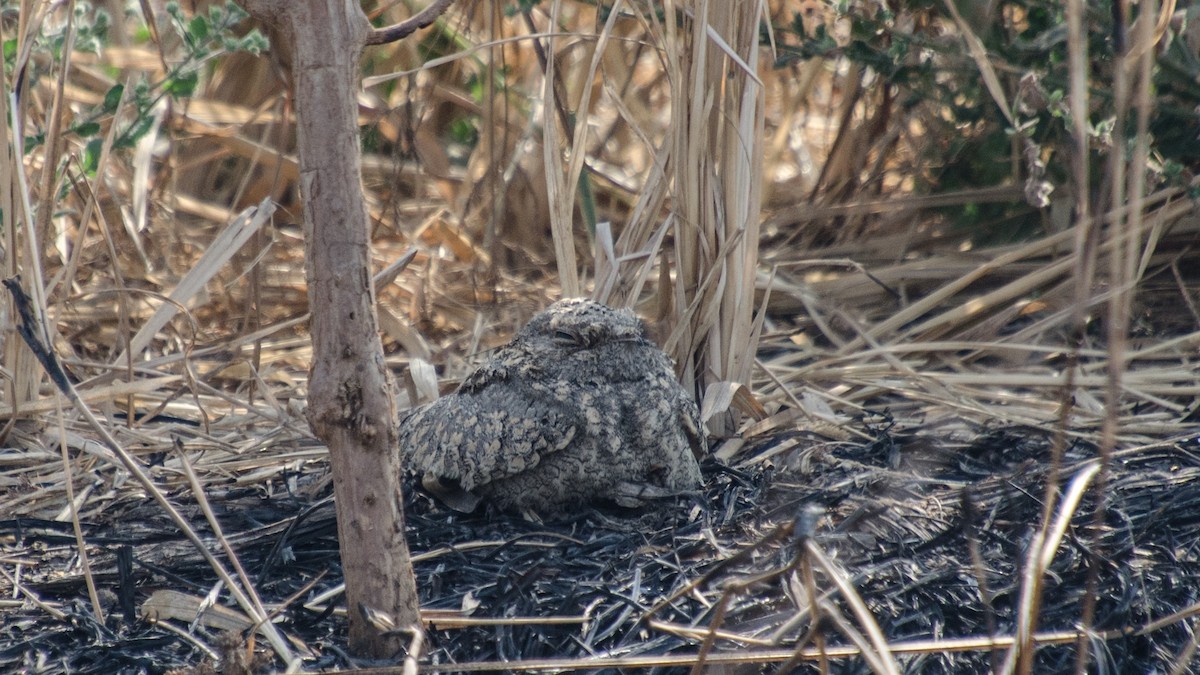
xmin=398 ymin=298 xmax=705 ymax=513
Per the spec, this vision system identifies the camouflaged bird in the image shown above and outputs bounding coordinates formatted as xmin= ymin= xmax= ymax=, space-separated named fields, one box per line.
xmin=398 ymin=298 xmax=705 ymax=513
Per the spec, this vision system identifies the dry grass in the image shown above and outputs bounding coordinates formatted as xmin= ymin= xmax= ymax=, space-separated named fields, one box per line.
xmin=1 ymin=0 xmax=1199 ymax=672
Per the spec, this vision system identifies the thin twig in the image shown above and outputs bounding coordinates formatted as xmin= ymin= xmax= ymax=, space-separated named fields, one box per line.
xmin=365 ymin=0 xmax=456 ymax=46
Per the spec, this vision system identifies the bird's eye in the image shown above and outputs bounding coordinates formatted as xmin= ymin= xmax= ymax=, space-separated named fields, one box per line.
xmin=553 ymin=330 xmax=577 ymax=344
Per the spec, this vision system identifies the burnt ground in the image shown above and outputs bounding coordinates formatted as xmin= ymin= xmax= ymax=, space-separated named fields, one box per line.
xmin=3 ymin=418 xmax=1199 ymax=674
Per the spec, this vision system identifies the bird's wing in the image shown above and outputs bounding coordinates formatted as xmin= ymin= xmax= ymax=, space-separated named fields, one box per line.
xmin=615 ymin=345 xmax=707 ymax=459
xmin=678 ymin=390 xmax=707 ymax=459
xmin=398 ymin=376 xmax=582 ymax=492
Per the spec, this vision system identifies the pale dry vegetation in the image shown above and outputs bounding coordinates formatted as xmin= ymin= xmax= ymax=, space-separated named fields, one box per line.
xmin=3 ymin=0 xmax=1200 ymax=672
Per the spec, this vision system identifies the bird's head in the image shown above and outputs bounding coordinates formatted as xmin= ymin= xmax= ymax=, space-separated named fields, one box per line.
xmin=518 ymin=298 xmax=646 ymax=351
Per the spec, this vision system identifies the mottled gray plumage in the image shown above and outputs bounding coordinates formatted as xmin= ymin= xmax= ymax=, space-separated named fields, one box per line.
xmin=398 ymin=298 xmax=705 ymax=513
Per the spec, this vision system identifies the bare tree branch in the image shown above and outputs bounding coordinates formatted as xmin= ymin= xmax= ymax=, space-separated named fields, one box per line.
xmin=234 ymin=0 xmax=422 ymax=657
xmin=365 ymin=0 xmax=455 ymax=46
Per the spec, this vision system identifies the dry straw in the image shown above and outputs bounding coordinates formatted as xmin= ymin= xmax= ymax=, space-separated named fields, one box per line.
xmin=1 ymin=1 xmax=1199 ymax=673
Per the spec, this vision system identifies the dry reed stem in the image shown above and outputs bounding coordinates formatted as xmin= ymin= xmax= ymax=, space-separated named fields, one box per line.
xmin=65 ymin=379 xmax=298 ymax=664
xmin=394 ymin=629 xmax=1123 ymax=673
xmin=177 ymin=448 xmax=288 ymax=650
xmin=806 ymin=542 xmax=902 ymax=675
xmin=114 ymin=199 xmax=274 ymax=363
xmin=541 ymin=0 xmax=581 ymax=298
xmin=53 ymin=396 xmax=105 ymax=625
xmin=1003 ymin=461 xmax=1102 ymax=673
xmin=1072 ymin=4 xmax=1163 ymax=673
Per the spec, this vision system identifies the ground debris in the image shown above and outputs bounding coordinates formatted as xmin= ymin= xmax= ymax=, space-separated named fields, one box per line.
xmin=2 ymin=421 xmax=1199 ymax=672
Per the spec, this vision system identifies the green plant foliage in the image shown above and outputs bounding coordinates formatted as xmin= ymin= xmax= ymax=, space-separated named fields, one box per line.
xmin=101 ymin=83 xmax=125 ymax=114
xmin=772 ymin=1 xmax=1198 ymax=241
xmin=164 ymin=1 xmax=268 ymax=60
xmin=7 ymin=2 xmax=268 ymax=177
xmin=3 ymin=3 xmax=108 ymax=82
xmin=503 ymin=0 xmax=544 ymax=18
xmin=81 ymin=137 xmax=104 ymax=174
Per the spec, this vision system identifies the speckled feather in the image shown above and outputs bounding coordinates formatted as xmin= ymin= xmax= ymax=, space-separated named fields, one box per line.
xmin=398 ymin=298 xmax=705 ymax=512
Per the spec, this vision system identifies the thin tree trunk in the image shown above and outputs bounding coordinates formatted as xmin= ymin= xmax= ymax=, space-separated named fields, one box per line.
xmin=235 ymin=0 xmax=420 ymax=658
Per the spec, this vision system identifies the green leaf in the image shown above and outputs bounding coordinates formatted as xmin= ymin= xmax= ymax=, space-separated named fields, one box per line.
xmin=241 ymin=31 xmax=268 ymax=55
xmin=102 ymin=84 xmax=124 ymax=112
xmin=165 ymin=71 xmax=198 ymax=98
xmin=73 ymin=122 xmax=101 ymax=137
xmin=221 ymin=0 xmax=248 ymax=24
xmin=82 ymin=138 xmax=104 ymax=174
xmin=117 ymin=114 xmax=158 ymax=149
xmin=188 ymin=15 xmax=210 ymax=41
xmin=132 ymin=79 xmax=152 ymax=103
